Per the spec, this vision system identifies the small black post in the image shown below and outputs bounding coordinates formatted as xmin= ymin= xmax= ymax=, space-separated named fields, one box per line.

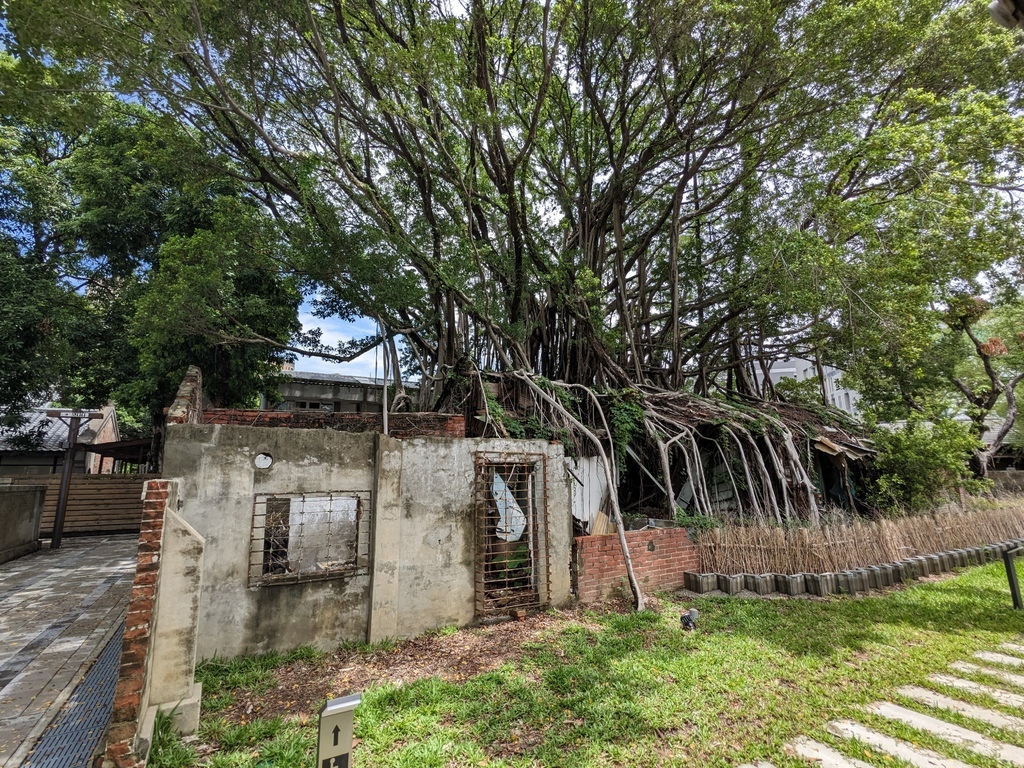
xmin=1003 ymin=547 xmax=1023 ymax=610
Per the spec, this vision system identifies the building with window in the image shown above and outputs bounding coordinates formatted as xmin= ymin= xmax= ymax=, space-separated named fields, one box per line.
xmin=762 ymin=358 xmax=861 ymax=416
xmin=264 ymin=371 xmax=388 ymax=414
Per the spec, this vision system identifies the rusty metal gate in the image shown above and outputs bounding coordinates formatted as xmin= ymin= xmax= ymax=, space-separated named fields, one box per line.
xmin=474 ymin=452 xmax=551 ymax=618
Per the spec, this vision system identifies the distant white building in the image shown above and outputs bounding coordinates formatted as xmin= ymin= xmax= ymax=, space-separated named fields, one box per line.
xmin=762 ymin=358 xmax=861 ymax=416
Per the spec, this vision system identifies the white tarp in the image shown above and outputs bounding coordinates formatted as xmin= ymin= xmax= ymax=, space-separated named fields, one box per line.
xmin=289 ymin=495 xmax=359 ymax=573
xmin=567 ymin=456 xmax=608 ymax=533
xmin=492 ymin=473 xmax=527 ymax=542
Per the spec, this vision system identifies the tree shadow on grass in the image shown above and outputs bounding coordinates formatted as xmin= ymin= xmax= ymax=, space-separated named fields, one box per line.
xmin=689 ymin=568 xmax=1024 ymax=659
xmin=356 ymin=568 xmax=1024 ymax=768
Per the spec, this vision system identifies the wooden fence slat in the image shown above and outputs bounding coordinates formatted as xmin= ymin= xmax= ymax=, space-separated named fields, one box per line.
xmin=9 ymin=474 xmax=159 ymax=536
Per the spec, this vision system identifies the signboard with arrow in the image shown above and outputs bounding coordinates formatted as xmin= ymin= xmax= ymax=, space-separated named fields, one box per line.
xmin=317 ymin=693 xmax=361 ymax=768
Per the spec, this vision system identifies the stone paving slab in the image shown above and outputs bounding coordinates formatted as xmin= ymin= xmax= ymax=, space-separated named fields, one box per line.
xmin=867 ymin=700 xmax=1024 ymax=764
xmin=0 ymin=537 xmax=137 ymax=768
xmin=826 ymin=720 xmax=974 ymax=768
xmin=950 ymin=659 xmax=1024 ymax=689
xmin=974 ymin=650 xmax=1024 ymax=667
xmin=791 ymin=737 xmax=874 ymax=768
xmin=734 ymin=636 xmax=1024 ymax=768
xmin=903 ymin=684 xmax=1024 ymax=730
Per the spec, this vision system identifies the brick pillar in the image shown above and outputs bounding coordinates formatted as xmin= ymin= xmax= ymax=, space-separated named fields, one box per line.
xmin=100 ymin=480 xmax=169 ymax=768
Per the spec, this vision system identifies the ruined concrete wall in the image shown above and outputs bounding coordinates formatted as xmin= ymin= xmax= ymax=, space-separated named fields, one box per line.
xmin=0 ymin=481 xmax=43 ymax=563
xmin=165 ymin=366 xmax=203 ymax=425
xmin=104 ymin=479 xmax=171 ymax=768
xmin=163 ymin=425 xmax=376 ymax=659
xmin=146 ymin=508 xmax=204 ymax=733
xmin=384 ymin=437 xmax=573 ymax=639
xmin=163 ymin=425 xmax=575 ymax=656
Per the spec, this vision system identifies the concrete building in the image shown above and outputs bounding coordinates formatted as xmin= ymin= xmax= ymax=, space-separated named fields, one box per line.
xmin=762 ymin=358 xmax=861 ymax=416
xmin=264 ymin=371 xmax=387 ymax=414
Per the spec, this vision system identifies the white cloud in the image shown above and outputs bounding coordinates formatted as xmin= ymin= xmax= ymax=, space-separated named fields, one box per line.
xmin=294 ymin=306 xmax=384 ymax=378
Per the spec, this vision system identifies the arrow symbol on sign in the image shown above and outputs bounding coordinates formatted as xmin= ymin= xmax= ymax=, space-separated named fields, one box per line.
xmin=333 ymin=725 xmax=340 ymax=747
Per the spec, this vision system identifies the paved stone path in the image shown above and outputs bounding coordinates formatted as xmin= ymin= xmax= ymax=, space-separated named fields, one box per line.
xmin=0 ymin=537 xmax=137 ymax=768
xmin=739 ymin=640 xmax=1024 ymax=768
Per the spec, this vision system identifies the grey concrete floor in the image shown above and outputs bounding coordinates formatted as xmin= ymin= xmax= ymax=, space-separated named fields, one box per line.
xmin=0 ymin=537 xmax=137 ymax=768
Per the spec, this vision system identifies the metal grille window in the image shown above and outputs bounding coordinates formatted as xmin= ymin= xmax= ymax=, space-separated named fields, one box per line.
xmin=248 ymin=491 xmax=371 ymax=587
xmin=474 ymin=453 xmax=551 ymax=617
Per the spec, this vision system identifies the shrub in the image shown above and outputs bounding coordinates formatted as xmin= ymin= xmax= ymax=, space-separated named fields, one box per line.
xmin=867 ymin=416 xmax=987 ymax=513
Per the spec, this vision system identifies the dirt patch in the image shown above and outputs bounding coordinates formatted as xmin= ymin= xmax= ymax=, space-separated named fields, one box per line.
xmin=214 ymin=605 xmax=634 ymax=725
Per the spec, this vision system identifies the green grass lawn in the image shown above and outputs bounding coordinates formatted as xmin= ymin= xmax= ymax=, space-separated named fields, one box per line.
xmin=153 ymin=561 xmax=1024 ymax=768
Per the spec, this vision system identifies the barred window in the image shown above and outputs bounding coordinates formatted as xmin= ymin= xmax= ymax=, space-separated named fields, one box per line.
xmin=474 ymin=453 xmax=551 ymax=617
xmin=248 ymin=491 xmax=371 ymax=587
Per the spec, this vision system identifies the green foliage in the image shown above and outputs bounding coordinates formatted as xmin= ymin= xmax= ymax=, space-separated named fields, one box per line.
xmin=492 ymin=542 xmax=532 ymax=587
xmin=6 ymin=0 xmax=1024 ymax=446
xmin=0 ymin=91 xmax=301 ymax=427
xmin=10 ymin=0 xmax=1022 ymax=403
xmin=606 ymin=389 xmax=645 ymax=473
xmin=149 ymin=709 xmax=197 ymax=768
xmin=674 ymin=509 xmax=720 ymax=532
xmin=867 ymin=416 xmax=988 ymax=513
xmin=773 ymin=376 xmax=823 ymax=408
xmin=482 ymin=390 xmax=524 ymax=438
xmin=0 ymin=242 xmax=75 ymax=429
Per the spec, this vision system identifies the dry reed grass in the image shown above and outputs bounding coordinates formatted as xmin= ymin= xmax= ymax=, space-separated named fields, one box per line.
xmin=696 ymin=497 xmax=1024 ymax=574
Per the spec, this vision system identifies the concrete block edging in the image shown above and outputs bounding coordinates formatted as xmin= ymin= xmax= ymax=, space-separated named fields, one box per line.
xmin=682 ymin=539 xmax=1023 ymax=597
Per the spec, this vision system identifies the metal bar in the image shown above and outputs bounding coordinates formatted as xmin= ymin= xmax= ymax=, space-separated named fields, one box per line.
xmin=474 ymin=452 xmax=550 ymax=617
xmin=1005 ymin=547 xmax=1023 ymax=610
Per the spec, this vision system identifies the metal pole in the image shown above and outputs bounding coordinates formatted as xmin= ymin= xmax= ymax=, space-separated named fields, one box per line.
xmin=51 ymin=415 xmax=81 ymax=550
xmin=1004 ymin=547 xmax=1023 ymax=610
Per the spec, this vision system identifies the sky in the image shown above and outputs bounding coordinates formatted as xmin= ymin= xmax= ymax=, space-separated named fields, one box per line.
xmin=294 ymin=302 xmax=384 ymax=378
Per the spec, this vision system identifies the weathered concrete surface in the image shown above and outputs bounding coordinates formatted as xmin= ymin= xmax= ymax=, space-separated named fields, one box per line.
xmin=950 ymin=660 xmax=1024 ymax=689
xmin=827 ymin=720 xmax=974 ymax=768
xmin=146 ymin=499 xmax=204 ymax=735
xmin=163 ymin=426 xmax=573 ymax=657
xmin=897 ymin=685 xmax=1024 ymax=731
xmin=164 ymin=425 xmax=376 ymax=659
xmin=367 ymin=435 xmax=403 ymax=644
xmin=0 ymin=484 xmax=44 ymax=565
xmin=393 ymin=437 xmax=572 ymax=639
xmin=867 ymin=701 xmax=1024 ymax=765
xmin=791 ymin=737 xmax=874 ymax=768
xmin=975 ymin=650 xmax=1024 ymax=667
xmin=931 ymin=672 xmax=1024 ymax=708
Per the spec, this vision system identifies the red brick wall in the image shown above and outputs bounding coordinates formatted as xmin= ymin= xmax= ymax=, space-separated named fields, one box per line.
xmin=574 ymin=527 xmax=698 ymax=604
xmin=200 ymin=409 xmax=466 ymax=438
xmin=103 ymin=480 xmax=168 ymax=768
xmin=165 ymin=366 xmax=203 ymax=425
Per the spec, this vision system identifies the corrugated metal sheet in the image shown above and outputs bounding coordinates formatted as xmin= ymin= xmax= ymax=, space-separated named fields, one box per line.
xmin=567 ymin=456 xmax=608 ymax=533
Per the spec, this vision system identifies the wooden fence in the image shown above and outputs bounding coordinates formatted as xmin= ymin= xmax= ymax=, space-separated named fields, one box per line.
xmin=10 ymin=474 xmax=158 ymax=536
xmin=696 ymin=499 xmax=1024 ymax=574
